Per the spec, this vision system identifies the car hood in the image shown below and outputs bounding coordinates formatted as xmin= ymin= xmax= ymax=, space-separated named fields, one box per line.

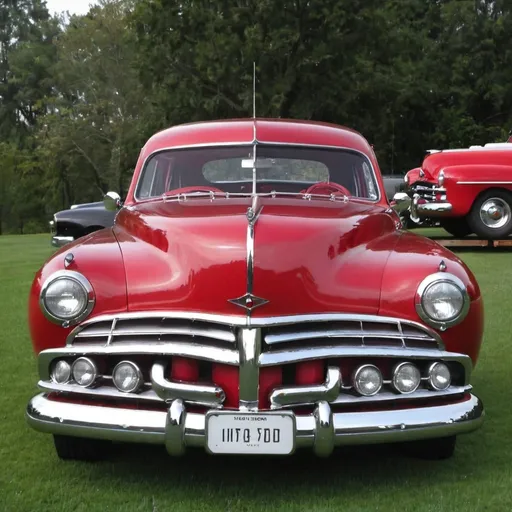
xmin=113 ymin=198 xmax=400 ymax=316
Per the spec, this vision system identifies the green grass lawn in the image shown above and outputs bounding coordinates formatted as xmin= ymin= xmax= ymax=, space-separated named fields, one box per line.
xmin=1 ymin=232 xmax=511 ymax=512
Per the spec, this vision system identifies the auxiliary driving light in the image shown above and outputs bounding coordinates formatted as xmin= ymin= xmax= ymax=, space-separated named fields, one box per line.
xmin=51 ymin=360 xmax=71 ymax=384
xmin=353 ymin=364 xmax=383 ymax=396
xmin=428 ymin=362 xmax=451 ymax=390
xmin=112 ymin=361 xmax=143 ymax=393
xmin=71 ymin=357 xmax=98 ymax=387
xmin=392 ymin=362 xmax=421 ymax=394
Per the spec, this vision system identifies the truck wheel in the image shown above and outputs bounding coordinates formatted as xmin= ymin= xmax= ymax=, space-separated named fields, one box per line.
xmin=53 ymin=435 xmax=111 ymax=462
xmin=468 ymin=190 xmax=512 ymax=239
xmin=440 ymin=218 xmax=472 ymax=238
xmin=402 ymin=435 xmax=456 ymax=460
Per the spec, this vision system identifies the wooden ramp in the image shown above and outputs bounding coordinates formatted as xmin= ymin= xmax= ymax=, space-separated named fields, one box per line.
xmin=429 ymin=238 xmax=512 ymax=248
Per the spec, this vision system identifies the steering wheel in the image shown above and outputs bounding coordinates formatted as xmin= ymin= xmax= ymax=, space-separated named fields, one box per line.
xmin=304 ymin=182 xmax=351 ymax=197
xmin=166 ymin=185 xmax=224 ymax=196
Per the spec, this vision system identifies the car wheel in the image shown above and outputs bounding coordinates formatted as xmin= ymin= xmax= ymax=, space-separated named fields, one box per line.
xmin=440 ymin=218 xmax=472 ymax=238
xmin=468 ymin=190 xmax=512 ymax=239
xmin=53 ymin=435 xmax=111 ymax=461
xmin=401 ymin=435 xmax=456 ymax=460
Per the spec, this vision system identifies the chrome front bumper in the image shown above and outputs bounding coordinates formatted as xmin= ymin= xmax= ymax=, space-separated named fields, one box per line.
xmin=51 ymin=236 xmax=74 ymax=248
xmin=410 ymin=194 xmax=453 ymax=222
xmin=26 ymin=393 xmax=484 ymax=457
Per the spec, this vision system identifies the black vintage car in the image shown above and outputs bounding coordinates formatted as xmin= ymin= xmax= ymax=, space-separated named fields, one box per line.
xmin=50 ymin=201 xmax=116 ymax=247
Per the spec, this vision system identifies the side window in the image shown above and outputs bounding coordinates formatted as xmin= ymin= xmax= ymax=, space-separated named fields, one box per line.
xmin=137 ymin=158 xmax=158 ymax=199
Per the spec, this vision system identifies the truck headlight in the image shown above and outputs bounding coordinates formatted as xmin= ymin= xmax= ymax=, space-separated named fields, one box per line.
xmin=415 ymin=272 xmax=469 ymax=330
xmin=40 ymin=270 xmax=95 ymax=326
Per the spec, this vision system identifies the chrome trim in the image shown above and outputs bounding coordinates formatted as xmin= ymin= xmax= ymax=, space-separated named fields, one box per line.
xmin=427 ymin=362 xmax=452 ymax=391
xmin=438 ymin=170 xmax=445 ymax=186
xmin=134 ymin=140 xmax=382 ymax=203
xmin=165 ymin=399 xmax=187 ymax=456
xmin=330 ymin=385 xmax=469 ymax=405
xmin=51 ymin=236 xmax=75 ymax=248
xmin=67 ymin=311 xmax=443 ymax=339
xmin=259 ymin=347 xmax=472 ymax=385
xmin=71 ymin=357 xmax=98 ymax=388
xmin=39 ymin=270 xmax=95 ymax=327
xmin=352 ymin=364 xmax=382 ymax=396
xmin=415 ymin=272 xmax=470 ymax=331
xmin=228 ymin=199 xmax=269 ymax=314
xmin=270 ymin=367 xmax=342 ymax=409
xmin=151 ymin=362 xmax=225 ymax=408
xmin=391 ymin=362 xmax=421 ymax=394
xmin=38 ymin=380 xmax=163 ymax=402
xmin=313 ymin=401 xmax=334 ymax=457
xmin=38 ymin=343 xmax=239 ymax=381
xmin=112 ymin=361 xmax=143 ymax=393
xmin=410 ymin=193 xmax=453 ymax=221
xmin=439 ymin=260 xmax=447 ymax=272
xmin=457 ymin=181 xmax=512 ymax=185
xmin=26 ymin=393 xmax=484 ymax=454
xmin=238 ymin=328 xmax=261 ymax=410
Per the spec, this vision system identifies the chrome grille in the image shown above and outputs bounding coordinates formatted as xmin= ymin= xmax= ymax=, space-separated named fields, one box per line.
xmin=262 ymin=318 xmax=441 ymax=350
xmin=410 ymin=182 xmax=445 ymax=201
xmin=68 ymin=315 xmax=237 ymax=346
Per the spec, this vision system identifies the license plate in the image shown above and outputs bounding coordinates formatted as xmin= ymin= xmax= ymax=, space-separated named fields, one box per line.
xmin=206 ymin=411 xmax=295 ymax=455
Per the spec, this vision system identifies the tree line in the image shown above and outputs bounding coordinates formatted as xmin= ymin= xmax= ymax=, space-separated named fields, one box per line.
xmin=1 ymin=0 xmax=511 ymax=234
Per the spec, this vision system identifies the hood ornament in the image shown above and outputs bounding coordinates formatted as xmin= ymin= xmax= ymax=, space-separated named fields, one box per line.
xmin=229 ymin=293 xmax=269 ymax=312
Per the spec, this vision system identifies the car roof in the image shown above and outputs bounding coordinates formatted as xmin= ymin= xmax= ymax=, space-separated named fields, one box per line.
xmin=142 ymin=118 xmax=373 ymax=156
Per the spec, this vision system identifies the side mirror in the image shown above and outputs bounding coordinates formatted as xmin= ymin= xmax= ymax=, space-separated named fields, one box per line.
xmin=391 ymin=192 xmax=412 ymax=214
xmin=104 ymin=191 xmax=122 ymax=212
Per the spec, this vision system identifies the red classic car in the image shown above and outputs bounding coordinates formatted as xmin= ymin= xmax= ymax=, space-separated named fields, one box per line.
xmin=26 ymin=119 xmax=484 ymax=462
xmin=406 ymin=143 xmax=512 ymax=238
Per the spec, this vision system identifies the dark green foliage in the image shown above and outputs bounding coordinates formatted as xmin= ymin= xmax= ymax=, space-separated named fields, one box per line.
xmin=1 ymin=0 xmax=512 ymax=233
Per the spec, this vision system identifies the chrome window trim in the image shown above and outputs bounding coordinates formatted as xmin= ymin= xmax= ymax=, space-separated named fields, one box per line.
xmin=415 ymin=272 xmax=470 ymax=330
xmin=133 ymin=141 xmax=381 ymax=203
xmin=40 ymin=270 xmax=95 ymax=327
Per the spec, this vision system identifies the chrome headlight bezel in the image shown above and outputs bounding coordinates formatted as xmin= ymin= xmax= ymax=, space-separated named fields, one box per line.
xmin=40 ymin=270 xmax=95 ymax=326
xmin=415 ymin=272 xmax=470 ymax=330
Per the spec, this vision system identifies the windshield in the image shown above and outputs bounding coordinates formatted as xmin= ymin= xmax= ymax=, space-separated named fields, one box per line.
xmin=136 ymin=145 xmax=379 ymax=200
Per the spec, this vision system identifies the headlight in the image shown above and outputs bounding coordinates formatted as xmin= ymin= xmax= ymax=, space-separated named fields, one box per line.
xmin=113 ymin=361 xmax=143 ymax=393
xmin=428 ymin=362 xmax=451 ymax=390
xmin=392 ymin=362 xmax=421 ymax=394
xmin=352 ymin=364 xmax=383 ymax=396
xmin=415 ymin=272 xmax=469 ymax=329
xmin=40 ymin=270 xmax=95 ymax=326
xmin=72 ymin=357 xmax=98 ymax=387
xmin=51 ymin=360 xmax=71 ymax=384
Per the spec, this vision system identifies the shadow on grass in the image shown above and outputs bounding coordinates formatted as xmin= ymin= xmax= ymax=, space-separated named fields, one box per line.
xmin=83 ymin=439 xmax=480 ymax=496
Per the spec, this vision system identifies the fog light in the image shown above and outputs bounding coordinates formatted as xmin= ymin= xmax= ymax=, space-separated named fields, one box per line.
xmin=51 ymin=360 xmax=71 ymax=384
xmin=392 ymin=362 xmax=421 ymax=394
xmin=113 ymin=361 xmax=143 ymax=393
xmin=353 ymin=364 xmax=383 ymax=396
xmin=428 ymin=362 xmax=451 ymax=390
xmin=72 ymin=357 xmax=98 ymax=387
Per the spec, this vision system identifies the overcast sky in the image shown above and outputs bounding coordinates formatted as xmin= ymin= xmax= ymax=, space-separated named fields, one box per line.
xmin=46 ymin=0 xmax=97 ymax=15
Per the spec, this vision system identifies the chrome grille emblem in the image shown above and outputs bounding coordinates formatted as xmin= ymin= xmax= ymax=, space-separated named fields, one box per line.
xmin=228 ymin=292 xmax=269 ymax=312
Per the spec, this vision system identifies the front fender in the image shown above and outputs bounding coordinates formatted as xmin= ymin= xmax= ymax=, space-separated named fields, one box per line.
xmin=378 ymin=231 xmax=483 ymax=364
xmin=28 ymin=228 xmax=128 ymax=354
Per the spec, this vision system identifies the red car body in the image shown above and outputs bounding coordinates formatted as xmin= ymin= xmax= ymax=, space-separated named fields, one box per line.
xmin=27 ymin=119 xmax=484 ymax=460
xmin=406 ymin=143 xmax=512 ymax=238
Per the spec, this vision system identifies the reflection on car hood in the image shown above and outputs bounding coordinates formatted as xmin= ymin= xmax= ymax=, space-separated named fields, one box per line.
xmin=113 ymin=198 xmax=400 ymax=316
